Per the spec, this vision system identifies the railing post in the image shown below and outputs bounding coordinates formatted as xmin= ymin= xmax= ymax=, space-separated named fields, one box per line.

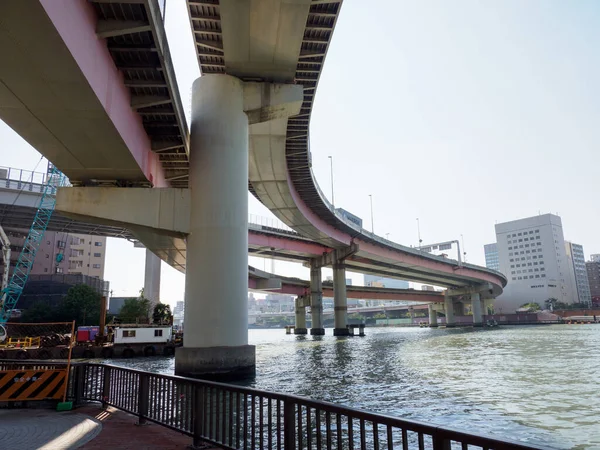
xmin=137 ymin=373 xmax=149 ymax=425
xmin=102 ymin=366 xmax=111 ymax=409
xmin=432 ymin=432 xmax=451 ymax=450
xmin=73 ymin=364 xmax=85 ymax=405
xmin=283 ymin=399 xmax=296 ymax=450
xmin=192 ymin=385 xmax=205 ymax=448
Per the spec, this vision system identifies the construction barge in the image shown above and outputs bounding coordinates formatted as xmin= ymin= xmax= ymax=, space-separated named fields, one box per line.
xmin=0 ymin=324 xmax=181 ymax=360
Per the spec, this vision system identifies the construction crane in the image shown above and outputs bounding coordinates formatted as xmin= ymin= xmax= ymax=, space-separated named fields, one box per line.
xmin=0 ymin=165 xmax=67 ymax=340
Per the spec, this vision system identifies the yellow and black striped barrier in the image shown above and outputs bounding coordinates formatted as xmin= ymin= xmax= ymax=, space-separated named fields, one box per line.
xmin=0 ymin=369 xmax=67 ymax=402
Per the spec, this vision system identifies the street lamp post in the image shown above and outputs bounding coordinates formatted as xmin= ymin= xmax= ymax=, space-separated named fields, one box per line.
xmin=328 ymin=156 xmax=334 ymax=207
xmin=416 ymin=218 xmax=422 ymax=249
xmin=369 ymin=194 xmax=374 ymax=233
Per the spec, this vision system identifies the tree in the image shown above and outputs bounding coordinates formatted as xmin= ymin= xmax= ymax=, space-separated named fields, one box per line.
xmin=545 ymin=298 xmax=558 ymax=311
xmin=152 ymin=303 xmax=172 ymax=325
xmin=21 ymin=302 xmax=57 ymax=323
xmin=61 ymin=284 xmax=101 ymax=326
xmin=519 ymin=302 xmax=541 ymax=311
xmin=119 ymin=296 xmax=151 ymax=323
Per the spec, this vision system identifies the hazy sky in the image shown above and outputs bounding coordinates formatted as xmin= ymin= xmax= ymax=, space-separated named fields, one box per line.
xmin=2 ymin=1 xmax=600 ymax=306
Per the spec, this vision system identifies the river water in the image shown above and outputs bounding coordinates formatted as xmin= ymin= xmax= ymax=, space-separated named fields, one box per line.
xmin=106 ymin=325 xmax=600 ymax=449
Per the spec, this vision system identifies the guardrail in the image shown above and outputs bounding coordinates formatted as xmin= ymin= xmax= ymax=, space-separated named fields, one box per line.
xmin=55 ymin=363 xmax=544 ymax=450
xmin=0 ymin=165 xmax=71 ymax=193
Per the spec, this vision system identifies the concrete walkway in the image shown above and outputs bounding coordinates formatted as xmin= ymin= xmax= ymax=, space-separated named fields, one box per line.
xmin=0 ymin=407 xmax=219 ymax=450
xmin=0 ymin=410 xmax=101 ymax=450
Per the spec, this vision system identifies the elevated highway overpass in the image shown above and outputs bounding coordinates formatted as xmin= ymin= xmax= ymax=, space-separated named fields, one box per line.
xmin=0 ymin=177 xmax=446 ymax=307
xmin=0 ymin=1 xmax=505 ymax=378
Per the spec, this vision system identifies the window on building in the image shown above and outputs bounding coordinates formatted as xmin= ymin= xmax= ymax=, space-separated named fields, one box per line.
xmin=540 ymin=268 xmax=545 ymax=271
xmin=94 ymin=253 xmax=101 ymax=257
xmin=524 ymin=238 xmax=528 ymax=241
xmin=518 ymin=233 xmax=522 ymax=236
xmin=123 ymin=330 xmax=136 ymax=338
xmin=46 ymin=240 xmax=50 ymax=245
xmin=536 ymin=236 xmax=540 ymax=240
xmin=57 ymin=241 xmax=66 ymax=249
xmin=512 ymin=277 xmax=516 ymax=281
xmin=518 ymin=276 xmax=522 ymax=280
xmin=44 ymin=268 xmax=48 ymax=273
xmin=541 ymin=274 xmax=546 ymax=278
xmin=154 ymin=330 xmax=163 ymax=337
xmin=529 ymin=231 xmax=533 ymax=234
xmin=508 ymin=247 xmax=512 ymax=250
xmin=535 ymin=275 xmax=540 ymax=278
xmin=92 ymin=264 xmax=101 ymax=269
xmin=529 ymin=275 xmax=534 ymax=279
xmin=535 ymin=229 xmax=539 ymax=233
xmin=511 ymin=271 xmax=516 ymax=275
xmin=94 ymin=242 xmax=103 ymax=247
xmin=45 ymin=254 xmax=49 ymax=259
xmin=511 ymin=265 xmax=515 ymax=268
xmin=56 ymin=267 xmax=63 ymax=274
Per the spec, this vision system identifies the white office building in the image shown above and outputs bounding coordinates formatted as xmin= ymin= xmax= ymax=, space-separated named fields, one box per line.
xmin=565 ymin=242 xmax=591 ymax=306
xmin=495 ymin=214 xmax=577 ymax=312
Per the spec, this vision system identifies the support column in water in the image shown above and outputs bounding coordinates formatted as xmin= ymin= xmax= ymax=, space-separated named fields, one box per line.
xmin=294 ymin=296 xmax=307 ymax=335
xmin=175 ymin=74 xmax=254 ymax=380
xmin=471 ymin=292 xmax=483 ymax=327
xmin=444 ymin=293 xmax=456 ymax=328
xmin=310 ymin=261 xmax=324 ymax=335
xmin=144 ymin=249 xmax=161 ymax=311
xmin=333 ymin=253 xmax=349 ymax=336
xmin=428 ymin=304 xmax=438 ymax=327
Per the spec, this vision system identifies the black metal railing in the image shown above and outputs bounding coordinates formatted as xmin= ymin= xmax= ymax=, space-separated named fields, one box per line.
xmin=2 ymin=361 xmax=545 ymax=450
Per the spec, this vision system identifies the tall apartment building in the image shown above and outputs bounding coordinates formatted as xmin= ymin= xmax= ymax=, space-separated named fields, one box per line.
xmin=585 ymin=260 xmax=600 ymax=305
xmin=590 ymin=254 xmax=600 ymax=263
xmin=483 ymin=243 xmax=500 ymax=271
xmin=68 ymin=234 xmax=107 ymax=278
xmin=0 ymin=228 xmax=107 ymax=280
xmin=565 ymin=242 xmax=591 ymax=306
xmin=495 ymin=214 xmax=576 ymax=312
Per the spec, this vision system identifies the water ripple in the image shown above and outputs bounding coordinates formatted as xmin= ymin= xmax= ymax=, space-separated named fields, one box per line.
xmin=108 ymin=325 xmax=600 ymax=449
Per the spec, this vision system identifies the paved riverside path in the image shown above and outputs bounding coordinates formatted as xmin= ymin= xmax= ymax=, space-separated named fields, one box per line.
xmin=0 ymin=409 xmax=101 ymax=449
xmin=0 ymin=406 xmax=220 ymax=449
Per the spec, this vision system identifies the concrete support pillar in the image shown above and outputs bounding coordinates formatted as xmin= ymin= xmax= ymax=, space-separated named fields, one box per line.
xmin=294 ymin=296 xmax=307 ymax=334
xmin=428 ymin=304 xmax=438 ymax=327
xmin=144 ymin=249 xmax=161 ymax=311
xmin=175 ymin=74 xmax=254 ymax=380
xmin=444 ymin=293 xmax=456 ymax=328
xmin=471 ymin=292 xmax=483 ymax=327
xmin=333 ymin=254 xmax=349 ymax=336
xmin=310 ymin=262 xmax=324 ymax=335
xmin=481 ymin=299 xmax=487 ymax=317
